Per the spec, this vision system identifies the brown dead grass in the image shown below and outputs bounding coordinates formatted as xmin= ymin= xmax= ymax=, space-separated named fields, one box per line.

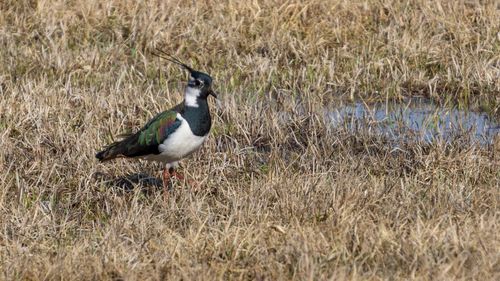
xmin=0 ymin=0 xmax=499 ymax=280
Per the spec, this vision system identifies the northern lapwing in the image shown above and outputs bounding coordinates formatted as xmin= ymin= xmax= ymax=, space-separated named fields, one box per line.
xmin=96 ymin=50 xmax=217 ymax=191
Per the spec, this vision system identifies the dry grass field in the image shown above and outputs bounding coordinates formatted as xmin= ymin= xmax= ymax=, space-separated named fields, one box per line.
xmin=1 ymin=0 xmax=499 ymax=280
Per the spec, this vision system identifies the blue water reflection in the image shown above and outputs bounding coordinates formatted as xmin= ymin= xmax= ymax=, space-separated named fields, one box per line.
xmin=327 ymin=99 xmax=499 ymax=144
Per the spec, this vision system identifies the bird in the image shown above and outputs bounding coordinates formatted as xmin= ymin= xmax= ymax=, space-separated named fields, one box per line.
xmin=96 ymin=50 xmax=217 ymax=191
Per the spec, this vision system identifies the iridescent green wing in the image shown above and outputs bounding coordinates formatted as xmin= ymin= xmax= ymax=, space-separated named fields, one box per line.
xmin=96 ymin=110 xmax=181 ymax=160
xmin=136 ymin=110 xmax=181 ymax=148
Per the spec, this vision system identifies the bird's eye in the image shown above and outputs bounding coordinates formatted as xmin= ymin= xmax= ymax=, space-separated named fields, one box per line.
xmin=195 ymin=80 xmax=203 ymax=86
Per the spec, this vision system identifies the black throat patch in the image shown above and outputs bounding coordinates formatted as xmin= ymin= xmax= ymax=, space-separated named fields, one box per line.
xmin=180 ymin=98 xmax=212 ymax=137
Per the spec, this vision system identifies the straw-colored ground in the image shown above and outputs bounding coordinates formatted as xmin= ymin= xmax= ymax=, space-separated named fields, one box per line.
xmin=0 ymin=0 xmax=499 ymax=280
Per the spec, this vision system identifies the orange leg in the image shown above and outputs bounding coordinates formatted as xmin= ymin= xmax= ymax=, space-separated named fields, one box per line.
xmin=161 ymin=166 xmax=200 ymax=196
xmin=171 ymin=170 xmax=184 ymax=181
xmin=170 ymin=169 xmax=200 ymax=190
xmin=162 ymin=168 xmax=171 ymax=198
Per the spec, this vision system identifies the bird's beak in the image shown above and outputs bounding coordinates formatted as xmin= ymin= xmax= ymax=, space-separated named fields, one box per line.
xmin=209 ymin=89 xmax=218 ymax=99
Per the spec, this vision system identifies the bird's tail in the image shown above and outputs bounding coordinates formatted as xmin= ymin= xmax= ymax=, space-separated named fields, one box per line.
xmin=95 ymin=142 xmax=122 ymax=162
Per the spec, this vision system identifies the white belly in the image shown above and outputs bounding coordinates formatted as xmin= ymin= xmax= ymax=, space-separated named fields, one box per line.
xmin=143 ymin=114 xmax=207 ymax=164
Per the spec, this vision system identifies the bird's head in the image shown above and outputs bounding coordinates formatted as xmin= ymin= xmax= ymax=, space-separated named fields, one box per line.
xmin=152 ymin=49 xmax=217 ymax=102
xmin=187 ymin=70 xmax=216 ymax=99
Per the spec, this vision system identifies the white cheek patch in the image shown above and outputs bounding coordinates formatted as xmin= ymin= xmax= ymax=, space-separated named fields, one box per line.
xmin=185 ymin=86 xmax=200 ymax=107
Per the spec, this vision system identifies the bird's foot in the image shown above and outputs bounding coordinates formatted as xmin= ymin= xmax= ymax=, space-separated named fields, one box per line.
xmin=162 ymin=167 xmax=200 ymax=198
xmin=171 ymin=170 xmax=200 ymax=191
xmin=162 ymin=168 xmax=172 ymax=200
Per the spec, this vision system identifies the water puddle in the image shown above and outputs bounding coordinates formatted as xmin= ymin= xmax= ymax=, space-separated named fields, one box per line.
xmin=327 ymin=98 xmax=499 ymax=145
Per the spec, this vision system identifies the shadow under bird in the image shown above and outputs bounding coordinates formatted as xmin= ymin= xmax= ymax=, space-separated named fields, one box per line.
xmin=96 ymin=50 xmax=217 ymax=190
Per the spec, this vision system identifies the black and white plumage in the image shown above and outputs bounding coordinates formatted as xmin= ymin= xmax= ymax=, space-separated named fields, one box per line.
xmin=96 ymin=52 xmax=217 ymax=188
